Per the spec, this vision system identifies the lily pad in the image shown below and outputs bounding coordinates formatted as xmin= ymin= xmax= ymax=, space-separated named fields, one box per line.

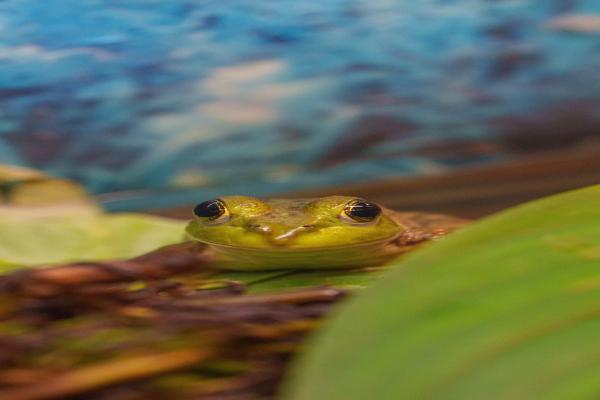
xmin=0 ymin=164 xmax=186 ymax=271
xmin=0 ymin=214 xmax=186 ymax=271
xmin=283 ymin=185 xmax=600 ymax=400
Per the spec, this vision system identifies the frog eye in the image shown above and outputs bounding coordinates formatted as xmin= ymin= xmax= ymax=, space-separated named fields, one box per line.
xmin=193 ymin=199 xmax=228 ymax=220
xmin=342 ymin=199 xmax=382 ymax=223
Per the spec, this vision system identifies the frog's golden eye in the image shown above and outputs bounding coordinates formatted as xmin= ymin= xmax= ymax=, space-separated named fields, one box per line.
xmin=343 ymin=199 xmax=382 ymax=223
xmin=193 ymin=199 xmax=228 ymax=220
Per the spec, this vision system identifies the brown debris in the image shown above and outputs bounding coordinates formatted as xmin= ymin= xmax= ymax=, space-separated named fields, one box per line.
xmin=0 ymin=242 xmax=213 ymax=296
xmin=0 ymin=244 xmax=348 ymax=400
xmin=0 ymin=349 xmax=214 ymax=400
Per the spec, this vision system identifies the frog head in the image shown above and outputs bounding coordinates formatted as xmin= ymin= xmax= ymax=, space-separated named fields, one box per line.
xmin=185 ymin=196 xmax=404 ymax=270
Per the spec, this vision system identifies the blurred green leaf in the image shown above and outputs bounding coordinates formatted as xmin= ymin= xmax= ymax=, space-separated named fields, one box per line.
xmin=0 ymin=164 xmax=186 ymax=272
xmin=283 ymin=185 xmax=600 ymax=400
xmin=0 ymin=214 xmax=186 ymax=271
xmin=0 ymin=164 xmax=99 ymax=215
xmin=239 ymin=268 xmax=382 ymax=293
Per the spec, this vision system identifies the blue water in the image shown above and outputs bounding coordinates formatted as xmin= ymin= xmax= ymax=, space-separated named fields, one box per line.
xmin=1 ymin=1 xmax=599 ymax=210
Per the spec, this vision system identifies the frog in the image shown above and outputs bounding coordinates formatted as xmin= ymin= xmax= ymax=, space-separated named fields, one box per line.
xmin=186 ymin=195 xmax=466 ymax=270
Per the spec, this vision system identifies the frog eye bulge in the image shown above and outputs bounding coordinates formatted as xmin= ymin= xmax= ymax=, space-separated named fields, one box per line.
xmin=343 ymin=200 xmax=382 ymax=223
xmin=193 ymin=199 xmax=227 ymax=220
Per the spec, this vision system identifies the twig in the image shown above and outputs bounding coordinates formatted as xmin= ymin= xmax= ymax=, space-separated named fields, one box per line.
xmin=0 ymin=242 xmax=214 ymax=294
xmin=169 ymin=286 xmax=346 ymax=308
xmin=0 ymin=349 xmax=214 ymax=400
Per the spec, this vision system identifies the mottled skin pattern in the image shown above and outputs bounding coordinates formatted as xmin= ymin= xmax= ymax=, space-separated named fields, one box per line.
xmin=186 ymin=196 xmax=468 ymax=270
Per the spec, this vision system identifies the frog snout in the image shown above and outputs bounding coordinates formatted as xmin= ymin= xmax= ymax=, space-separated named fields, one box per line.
xmin=248 ymin=224 xmax=315 ymax=245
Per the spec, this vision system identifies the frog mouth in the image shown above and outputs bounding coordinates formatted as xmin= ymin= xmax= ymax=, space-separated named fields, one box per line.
xmin=204 ymin=235 xmax=404 ymax=271
xmin=271 ymin=226 xmax=311 ymax=242
xmin=200 ymin=234 xmax=400 ymax=252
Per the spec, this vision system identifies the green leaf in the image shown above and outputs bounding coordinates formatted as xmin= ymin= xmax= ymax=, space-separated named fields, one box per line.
xmin=283 ymin=185 xmax=600 ymax=400
xmin=242 ymin=268 xmax=382 ymax=293
xmin=0 ymin=165 xmax=186 ymax=271
xmin=0 ymin=214 xmax=186 ymax=271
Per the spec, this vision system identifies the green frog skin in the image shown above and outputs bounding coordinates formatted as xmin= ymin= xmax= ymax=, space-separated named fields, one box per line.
xmin=186 ymin=195 xmax=412 ymax=271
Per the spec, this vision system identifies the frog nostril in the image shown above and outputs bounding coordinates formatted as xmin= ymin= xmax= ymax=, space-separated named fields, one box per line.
xmin=249 ymin=224 xmax=271 ymax=233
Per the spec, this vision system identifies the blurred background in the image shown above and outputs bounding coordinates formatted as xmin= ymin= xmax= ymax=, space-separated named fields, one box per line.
xmin=1 ymin=0 xmax=599 ymax=217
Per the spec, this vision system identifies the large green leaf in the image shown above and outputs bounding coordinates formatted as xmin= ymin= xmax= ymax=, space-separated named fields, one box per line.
xmin=0 ymin=214 xmax=186 ymax=271
xmin=283 ymin=185 xmax=600 ymax=400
